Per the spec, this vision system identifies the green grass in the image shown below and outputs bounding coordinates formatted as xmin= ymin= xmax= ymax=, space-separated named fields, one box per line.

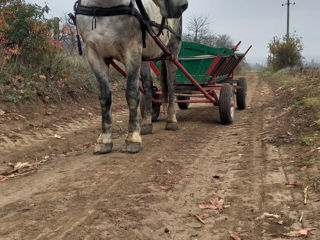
xmin=293 ymin=98 xmax=320 ymax=110
xmin=300 ymin=136 xmax=313 ymax=146
xmin=260 ymin=68 xmax=298 ymax=87
xmin=302 ymin=159 xmax=314 ymax=167
xmin=276 ymin=76 xmax=299 ymax=87
xmin=260 ymin=70 xmax=274 ymax=79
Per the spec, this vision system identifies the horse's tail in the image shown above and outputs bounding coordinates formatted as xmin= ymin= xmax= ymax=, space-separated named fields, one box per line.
xmin=160 ymin=60 xmax=168 ymax=107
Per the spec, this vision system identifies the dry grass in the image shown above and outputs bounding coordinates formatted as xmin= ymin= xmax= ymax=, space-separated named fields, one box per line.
xmin=262 ymin=68 xmax=320 ymax=146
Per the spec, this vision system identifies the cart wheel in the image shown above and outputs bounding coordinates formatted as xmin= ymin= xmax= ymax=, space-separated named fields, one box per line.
xmin=177 ymin=96 xmax=190 ymax=110
xmin=219 ymin=85 xmax=235 ymax=124
xmin=236 ymin=77 xmax=247 ymax=110
xmin=140 ymin=87 xmax=161 ymax=122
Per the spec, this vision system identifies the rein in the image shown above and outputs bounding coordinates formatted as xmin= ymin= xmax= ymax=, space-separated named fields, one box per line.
xmin=69 ymin=0 xmax=181 ymax=55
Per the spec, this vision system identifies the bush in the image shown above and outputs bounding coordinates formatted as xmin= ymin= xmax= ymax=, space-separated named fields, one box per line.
xmin=0 ymin=0 xmax=100 ymax=103
xmin=0 ymin=0 xmax=63 ymax=72
xmin=267 ymin=35 xmax=303 ymax=71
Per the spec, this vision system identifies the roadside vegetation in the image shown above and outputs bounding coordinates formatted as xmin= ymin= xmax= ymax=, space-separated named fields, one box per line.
xmin=267 ymin=34 xmax=303 ymax=71
xmin=261 ymin=33 xmax=320 ymax=172
xmin=0 ymin=0 xmax=94 ymax=103
xmin=262 ymin=66 xmax=320 ymax=163
xmin=0 ymin=0 xmax=124 ymax=104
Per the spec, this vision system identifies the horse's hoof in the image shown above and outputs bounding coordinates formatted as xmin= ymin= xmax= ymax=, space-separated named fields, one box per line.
xmin=166 ymin=122 xmax=179 ymax=131
xmin=140 ymin=125 xmax=153 ymax=135
xmin=94 ymin=143 xmax=113 ymax=154
xmin=121 ymin=141 xmax=141 ymax=154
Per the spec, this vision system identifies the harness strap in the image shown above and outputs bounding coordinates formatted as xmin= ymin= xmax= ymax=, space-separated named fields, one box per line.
xmin=69 ymin=0 xmax=181 ymax=55
xmin=75 ymin=4 xmax=141 ymax=18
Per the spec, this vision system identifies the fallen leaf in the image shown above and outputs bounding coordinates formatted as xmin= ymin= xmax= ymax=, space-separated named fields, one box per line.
xmin=48 ymin=104 xmax=57 ymax=109
xmin=54 ymin=134 xmax=62 ymax=139
xmin=7 ymin=162 xmax=14 ymax=168
xmin=263 ymin=213 xmax=281 ymax=219
xmin=309 ymin=149 xmax=316 ymax=153
xmin=194 ymin=215 xmax=205 ymax=224
xmin=160 ymin=186 xmax=171 ymax=191
xmin=281 ymin=228 xmax=316 ymax=237
xmin=0 ymin=175 xmax=8 ymax=182
xmin=45 ymin=111 xmax=53 ymax=116
xmin=288 ymin=161 xmax=295 ymax=164
xmin=286 ymin=131 xmax=293 ymax=136
xmin=278 ymin=220 xmax=284 ymax=225
xmin=157 ymin=158 xmax=165 ymax=163
xmin=261 ymin=137 xmax=269 ymax=142
xmin=39 ymin=75 xmax=46 ymax=80
xmin=199 ymin=197 xmax=229 ymax=211
xmin=230 ymin=233 xmax=241 ymax=240
xmin=300 ymin=166 xmax=307 ymax=171
xmin=285 ymin=181 xmax=298 ymax=188
xmin=0 ymin=109 xmax=5 ymax=116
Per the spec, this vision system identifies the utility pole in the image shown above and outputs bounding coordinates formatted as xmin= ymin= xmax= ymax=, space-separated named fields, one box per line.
xmin=282 ymin=0 xmax=296 ymax=40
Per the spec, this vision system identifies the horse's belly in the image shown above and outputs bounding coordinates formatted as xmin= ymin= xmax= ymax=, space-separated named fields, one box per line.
xmin=77 ymin=15 xmax=142 ymax=60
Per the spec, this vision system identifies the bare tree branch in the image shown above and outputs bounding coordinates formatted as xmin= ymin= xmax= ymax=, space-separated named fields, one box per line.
xmin=184 ymin=15 xmax=234 ymax=48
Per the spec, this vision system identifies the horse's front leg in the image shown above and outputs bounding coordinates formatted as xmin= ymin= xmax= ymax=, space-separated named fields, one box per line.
xmin=165 ymin=61 xmax=179 ymax=131
xmin=86 ymin=47 xmax=113 ymax=154
xmin=140 ymin=62 xmax=153 ymax=135
xmin=122 ymin=57 xmax=142 ymax=153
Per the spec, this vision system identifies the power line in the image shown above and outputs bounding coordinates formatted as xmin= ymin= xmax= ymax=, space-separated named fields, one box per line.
xmin=282 ymin=0 xmax=296 ymax=39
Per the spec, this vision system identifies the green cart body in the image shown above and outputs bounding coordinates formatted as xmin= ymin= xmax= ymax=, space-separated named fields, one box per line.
xmin=153 ymin=41 xmax=247 ymax=86
xmin=177 ymin=41 xmax=245 ymax=85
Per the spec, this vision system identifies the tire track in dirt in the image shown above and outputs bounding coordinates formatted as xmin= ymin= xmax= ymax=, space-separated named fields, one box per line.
xmin=0 ymin=75 xmax=258 ymax=240
xmin=0 ymin=114 xmax=218 ymax=240
xmin=0 ymin=117 xmax=99 ymax=153
xmin=2 ymin=73 xmax=314 ymax=240
xmin=0 ymin=105 xmax=133 ymax=154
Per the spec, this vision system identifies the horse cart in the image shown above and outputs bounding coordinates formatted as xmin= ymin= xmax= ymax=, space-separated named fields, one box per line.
xmin=143 ymin=41 xmax=252 ymax=124
xmin=111 ymin=40 xmax=251 ymax=125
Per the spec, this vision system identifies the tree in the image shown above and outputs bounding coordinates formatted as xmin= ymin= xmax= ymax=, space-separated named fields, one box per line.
xmin=185 ymin=15 xmax=210 ymax=43
xmin=268 ymin=34 xmax=303 ymax=71
xmin=213 ymin=34 xmax=234 ymax=48
xmin=184 ymin=15 xmax=234 ymax=48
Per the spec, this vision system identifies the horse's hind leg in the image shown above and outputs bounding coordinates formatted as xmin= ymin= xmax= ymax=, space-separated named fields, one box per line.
xmin=165 ymin=60 xmax=179 ymax=131
xmin=140 ymin=62 xmax=153 ymax=135
xmin=122 ymin=57 xmax=142 ymax=153
xmin=86 ymin=47 xmax=113 ymax=154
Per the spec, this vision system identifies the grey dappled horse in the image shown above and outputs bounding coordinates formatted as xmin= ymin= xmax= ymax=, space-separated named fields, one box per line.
xmin=77 ymin=0 xmax=188 ymax=153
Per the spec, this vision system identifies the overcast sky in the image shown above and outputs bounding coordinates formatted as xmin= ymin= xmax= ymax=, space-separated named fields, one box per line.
xmin=27 ymin=0 xmax=320 ymax=64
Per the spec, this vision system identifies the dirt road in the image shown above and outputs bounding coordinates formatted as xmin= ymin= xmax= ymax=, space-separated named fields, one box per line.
xmin=0 ymin=73 xmax=318 ymax=240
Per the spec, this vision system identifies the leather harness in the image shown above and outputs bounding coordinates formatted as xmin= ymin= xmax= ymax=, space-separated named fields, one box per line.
xmin=69 ymin=0 xmax=180 ymax=56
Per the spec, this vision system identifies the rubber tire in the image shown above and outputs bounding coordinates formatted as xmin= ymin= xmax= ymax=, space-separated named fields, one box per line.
xmin=177 ymin=96 xmax=190 ymax=110
xmin=140 ymin=89 xmax=161 ymax=122
xmin=219 ymin=85 xmax=235 ymax=125
xmin=236 ymin=77 xmax=247 ymax=110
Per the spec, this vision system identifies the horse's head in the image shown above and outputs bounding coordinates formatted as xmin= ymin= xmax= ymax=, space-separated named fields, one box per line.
xmin=152 ymin=0 xmax=188 ymax=18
